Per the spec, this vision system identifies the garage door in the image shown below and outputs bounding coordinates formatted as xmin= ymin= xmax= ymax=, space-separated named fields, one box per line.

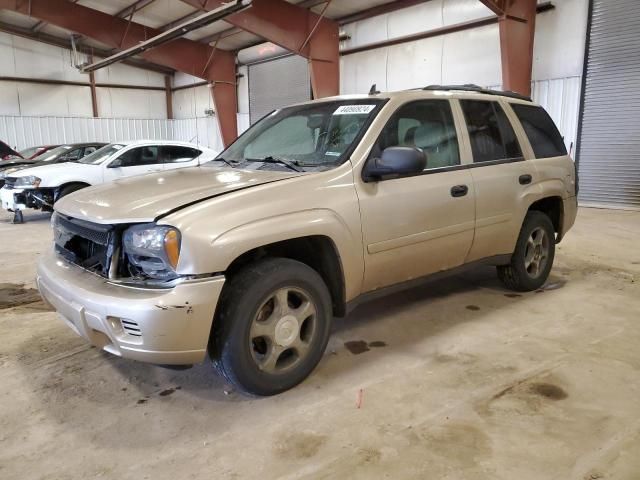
xmin=248 ymin=55 xmax=311 ymax=125
xmin=577 ymin=0 xmax=640 ymax=209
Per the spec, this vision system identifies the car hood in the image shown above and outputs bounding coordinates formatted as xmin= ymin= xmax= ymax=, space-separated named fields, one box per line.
xmin=0 ymin=159 xmax=34 ymax=171
xmin=8 ymin=162 xmax=96 ymax=179
xmin=55 ymin=166 xmax=299 ymax=224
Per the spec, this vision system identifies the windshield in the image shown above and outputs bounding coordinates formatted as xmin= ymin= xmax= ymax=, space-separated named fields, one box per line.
xmin=78 ymin=143 xmax=125 ymax=165
xmin=218 ymin=99 xmax=385 ymax=171
xmin=18 ymin=147 xmax=42 ymax=158
xmin=32 ymin=145 xmax=73 ymax=162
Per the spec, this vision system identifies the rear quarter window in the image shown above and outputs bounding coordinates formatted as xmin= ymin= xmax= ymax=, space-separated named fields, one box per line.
xmin=510 ymin=104 xmax=567 ymax=158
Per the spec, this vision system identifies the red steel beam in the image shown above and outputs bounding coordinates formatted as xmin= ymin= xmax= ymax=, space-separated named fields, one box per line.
xmin=0 ymin=0 xmax=238 ymax=145
xmin=480 ymin=0 xmax=537 ymax=96
xmin=179 ymin=0 xmax=339 ymax=98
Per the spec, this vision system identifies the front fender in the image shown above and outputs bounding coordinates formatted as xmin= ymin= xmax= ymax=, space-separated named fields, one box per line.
xmin=178 ymin=209 xmax=365 ymax=302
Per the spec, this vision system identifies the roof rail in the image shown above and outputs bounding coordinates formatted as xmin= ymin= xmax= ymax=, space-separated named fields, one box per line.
xmin=422 ymin=84 xmax=531 ymax=102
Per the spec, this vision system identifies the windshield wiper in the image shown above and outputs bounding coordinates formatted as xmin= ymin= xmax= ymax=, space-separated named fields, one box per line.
xmin=214 ymin=157 xmax=239 ymax=168
xmin=246 ymin=156 xmax=303 ymax=172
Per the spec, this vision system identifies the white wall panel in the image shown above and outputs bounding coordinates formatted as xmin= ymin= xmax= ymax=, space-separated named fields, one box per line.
xmin=94 ymin=61 xmax=166 ymax=87
xmin=342 ymin=14 xmax=388 ymax=47
xmin=173 ymin=72 xmax=204 ymax=89
xmin=17 ymin=83 xmax=71 ymax=116
xmin=532 ymin=0 xmax=589 ymax=80
xmin=0 ymin=81 xmax=20 ymax=116
xmin=0 ymin=32 xmax=16 ymax=77
xmin=96 ymin=88 xmax=167 ymax=119
xmin=386 ymin=37 xmax=444 ymax=91
xmin=387 ymin=0 xmax=444 ymax=37
xmin=442 ymin=0 xmax=493 ymax=24
xmin=173 ymin=85 xmax=214 ymax=119
xmin=441 ymin=24 xmax=501 ymax=85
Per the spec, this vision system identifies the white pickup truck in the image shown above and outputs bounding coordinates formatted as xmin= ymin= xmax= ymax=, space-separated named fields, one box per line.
xmin=1 ymin=140 xmax=216 ymax=221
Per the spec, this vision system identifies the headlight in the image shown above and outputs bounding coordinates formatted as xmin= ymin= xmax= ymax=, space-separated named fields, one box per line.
xmin=15 ymin=175 xmax=41 ymax=187
xmin=123 ymin=224 xmax=181 ymax=280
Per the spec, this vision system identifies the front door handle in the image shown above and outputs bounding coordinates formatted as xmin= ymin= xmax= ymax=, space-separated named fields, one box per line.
xmin=450 ymin=185 xmax=468 ymax=197
xmin=519 ymin=174 xmax=532 ymax=185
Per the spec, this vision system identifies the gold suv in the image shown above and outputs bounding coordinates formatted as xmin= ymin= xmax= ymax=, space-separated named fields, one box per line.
xmin=38 ymin=86 xmax=577 ymax=395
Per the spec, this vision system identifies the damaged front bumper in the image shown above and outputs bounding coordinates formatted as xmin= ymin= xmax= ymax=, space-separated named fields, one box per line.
xmin=0 ymin=186 xmax=55 ymax=212
xmin=37 ymin=250 xmax=225 ymax=365
xmin=1 ymin=186 xmax=27 ymax=211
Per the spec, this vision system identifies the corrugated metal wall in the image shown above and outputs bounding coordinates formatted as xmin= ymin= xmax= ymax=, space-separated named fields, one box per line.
xmin=531 ymin=77 xmax=582 ymax=155
xmin=0 ymin=116 xmax=173 ymax=150
xmin=248 ymin=55 xmax=311 ymax=124
xmin=0 ymin=115 xmax=226 ymax=153
xmin=577 ymin=0 xmax=640 ymax=209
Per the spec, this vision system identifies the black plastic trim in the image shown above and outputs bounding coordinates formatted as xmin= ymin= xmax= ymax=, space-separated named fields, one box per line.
xmin=363 ymin=156 xmax=526 ymax=183
xmin=345 ymin=254 xmax=512 ymax=314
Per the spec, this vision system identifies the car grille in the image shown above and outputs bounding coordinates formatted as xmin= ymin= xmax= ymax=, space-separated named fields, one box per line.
xmin=4 ymin=177 xmax=16 ymax=189
xmin=52 ymin=213 xmax=116 ymax=277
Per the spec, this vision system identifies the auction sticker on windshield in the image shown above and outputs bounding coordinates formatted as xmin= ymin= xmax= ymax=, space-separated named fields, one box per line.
xmin=333 ymin=105 xmax=376 ymax=115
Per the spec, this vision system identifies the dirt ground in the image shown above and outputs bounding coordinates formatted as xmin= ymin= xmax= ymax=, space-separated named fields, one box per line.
xmin=0 ymin=207 xmax=639 ymax=480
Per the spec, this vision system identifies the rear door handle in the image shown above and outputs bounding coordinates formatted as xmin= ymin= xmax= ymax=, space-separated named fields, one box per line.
xmin=450 ymin=185 xmax=468 ymax=197
xmin=519 ymin=174 xmax=532 ymax=185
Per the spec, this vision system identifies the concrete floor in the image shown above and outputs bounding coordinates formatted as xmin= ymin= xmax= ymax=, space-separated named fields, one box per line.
xmin=0 ymin=207 xmax=639 ymax=480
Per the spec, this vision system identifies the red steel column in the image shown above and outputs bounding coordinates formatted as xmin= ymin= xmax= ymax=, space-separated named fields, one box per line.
xmin=480 ymin=0 xmax=536 ymax=96
xmin=498 ymin=0 xmax=536 ymax=96
xmin=179 ymin=0 xmax=340 ymax=98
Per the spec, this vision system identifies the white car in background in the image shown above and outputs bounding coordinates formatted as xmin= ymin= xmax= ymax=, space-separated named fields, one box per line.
xmin=1 ymin=140 xmax=216 ymax=221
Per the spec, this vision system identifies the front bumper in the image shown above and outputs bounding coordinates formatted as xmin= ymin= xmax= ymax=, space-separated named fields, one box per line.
xmin=1 ymin=186 xmax=26 ymax=211
xmin=37 ymin=250 xmax=225 ymax=364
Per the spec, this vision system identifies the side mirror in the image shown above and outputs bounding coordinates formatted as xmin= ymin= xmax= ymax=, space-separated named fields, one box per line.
xmin=362 ymin=146 xmax=426 ymax=182
xmin=107 ymin=159 xmax=122 ymax=168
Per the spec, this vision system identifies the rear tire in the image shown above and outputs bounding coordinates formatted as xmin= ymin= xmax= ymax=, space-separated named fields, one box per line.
xmin=210 ymin=258 xmax=333 ymax=396
xmin=497 ymin=211 xmax=555 ymax=292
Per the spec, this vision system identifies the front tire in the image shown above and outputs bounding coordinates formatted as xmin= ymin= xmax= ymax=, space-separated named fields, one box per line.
xmin=210 ymin=258 xmax=332 ymax=396
xmin=497 ymin=211 xmax=555 ymax=292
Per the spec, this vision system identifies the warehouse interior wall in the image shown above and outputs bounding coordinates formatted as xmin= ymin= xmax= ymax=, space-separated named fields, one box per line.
xmin=0 ymin=0 xmax=589 ymax=155
xmin=0 ymin=32 xmax=223 ymax=152
xmin=338 ymin=0 xmax=589 ymax=152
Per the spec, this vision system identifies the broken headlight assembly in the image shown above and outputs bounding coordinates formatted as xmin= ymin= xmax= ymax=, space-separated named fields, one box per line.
xmin=122 ymin=224 xmax=181 ymax=280
xmin=14 ymin=175 xmax=41 ymax=187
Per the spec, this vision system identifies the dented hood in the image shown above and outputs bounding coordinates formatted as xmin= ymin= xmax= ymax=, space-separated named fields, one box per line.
xmin=55 ymin=165 xmax=299 ymax=224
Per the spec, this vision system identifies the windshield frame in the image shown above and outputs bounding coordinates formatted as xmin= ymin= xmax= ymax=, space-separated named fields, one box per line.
xmin=77 ymin=143 xmax=125 ymax=165
xmin=216 ymin=98 xmax=389 ymax=171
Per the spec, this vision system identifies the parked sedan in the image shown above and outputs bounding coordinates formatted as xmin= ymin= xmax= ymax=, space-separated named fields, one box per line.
xmin=1 ymin=140 xmax=216 ymax=221
xmin=0 ymin=143 xmax=105 ymax=188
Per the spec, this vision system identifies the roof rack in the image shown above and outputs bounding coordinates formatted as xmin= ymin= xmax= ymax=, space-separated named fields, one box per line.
xmin=422 ymin=84 xmax=531 ymax=102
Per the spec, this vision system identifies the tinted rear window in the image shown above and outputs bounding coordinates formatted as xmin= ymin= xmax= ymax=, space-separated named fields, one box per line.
xmin=511 ymin=104 xmax=567 ymax=158
xmin=460 ymin=100 xmax=523 ymax=163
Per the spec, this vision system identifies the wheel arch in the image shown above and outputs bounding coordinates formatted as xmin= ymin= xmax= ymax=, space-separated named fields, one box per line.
xmin=527 ymin=195 xmax=565 ymax=241
xmin=225 ymin=235 xmax=347 ymax=318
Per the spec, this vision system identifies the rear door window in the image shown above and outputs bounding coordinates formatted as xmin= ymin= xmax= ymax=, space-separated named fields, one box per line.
xmin=510 ymin=104 xmax=567 ymax=158
xmin=460 ymin=100 xmax=523 ymax=163
xmin=162 ymin=146 xmax=201 ymax=164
